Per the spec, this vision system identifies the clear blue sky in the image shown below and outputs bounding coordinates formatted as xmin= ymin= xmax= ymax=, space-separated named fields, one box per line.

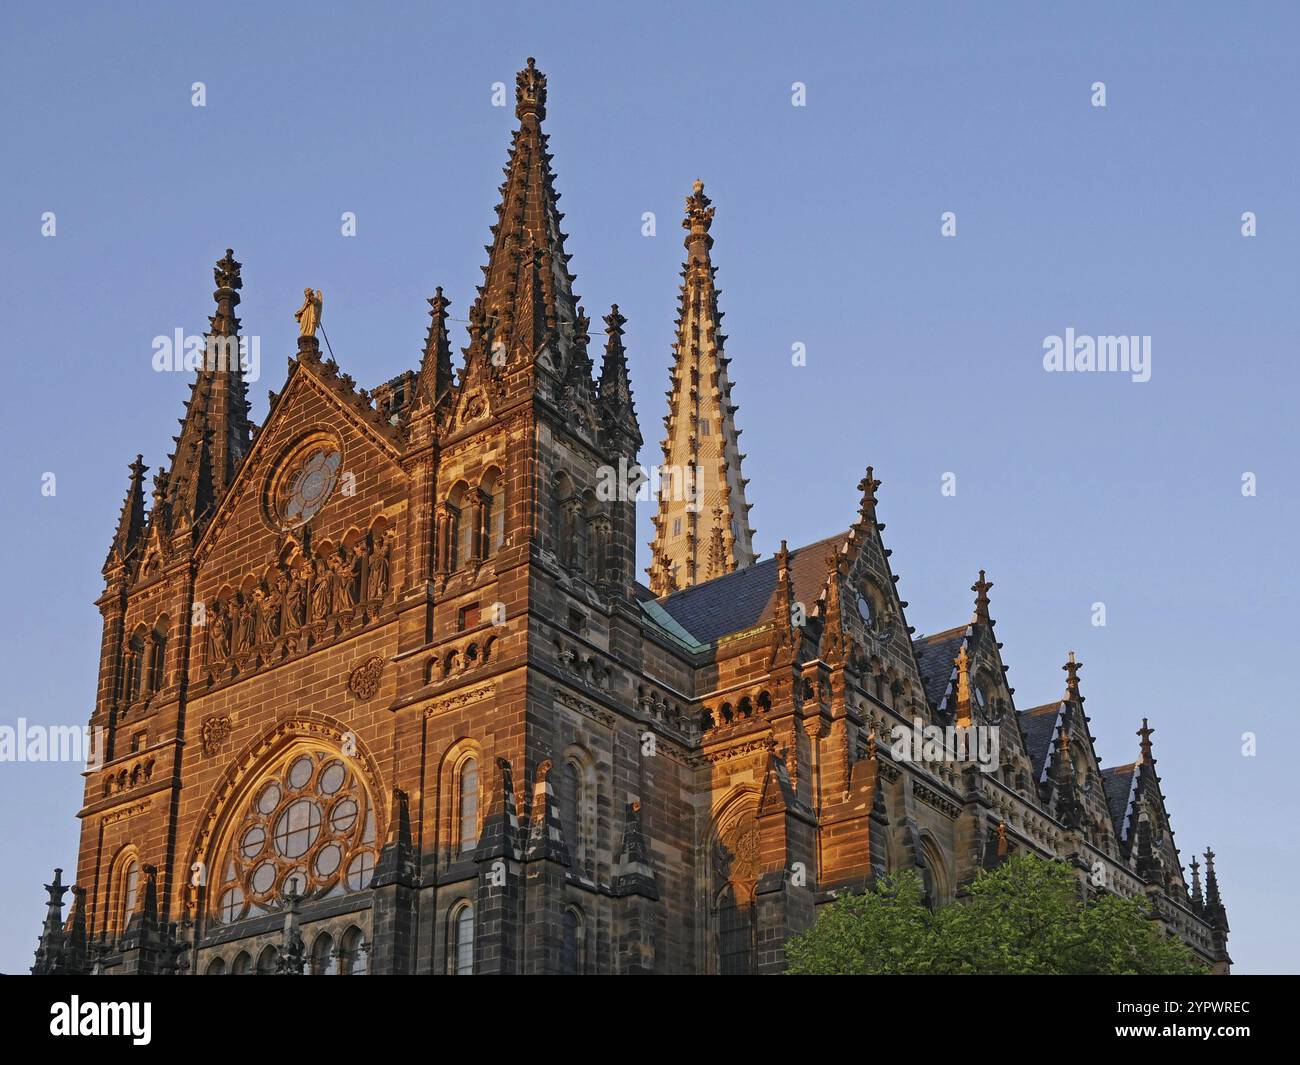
xmin=1 ymin=1 xmax=1294 ymax=974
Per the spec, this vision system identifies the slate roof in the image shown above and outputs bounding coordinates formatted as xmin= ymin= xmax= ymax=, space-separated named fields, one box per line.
xmin=912 ymin=627 xmax=968 ymax=711
xmin=1102 ymin=763 xmax=1138 ymax=842
xmin=649 ymin=533 xmax=846 ymax=645
xmin=1018 ymin=702 xmax=1064 ymax=780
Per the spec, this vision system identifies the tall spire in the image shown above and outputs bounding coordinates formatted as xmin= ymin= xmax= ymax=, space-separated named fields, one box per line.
xmin=1137 ymin=717 xmax=1155 ymax=765
xmin=103 ymin=454 xmax=148 ymax=575
xmin=1203 ymin=847 xmax=1228 ymax=930
xmin=159 ymin=248 xmax=252 ymax=542
xmin=1063 ymin=650 xmax=1084 ymax=709
xmin=648 ymin=180 xmax=756 ymax=595
xmin=464 ymin=58 xmax=586 ymax=387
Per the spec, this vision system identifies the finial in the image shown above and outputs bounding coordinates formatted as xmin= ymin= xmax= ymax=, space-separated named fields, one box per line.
xmin=1190 ymin=855 xmax=1204 ymax=907
xmin=516 ymin=57 xmax=547 ymax=121
xmin=1063 ymin=651 xmax=1084 ymax=706
xmin=682 ymin=179 xmax=715 ymax=260
xmin=210 ymin=247 xmax=243 ymax=337
xmin=857 ymin=465 xmax=881 ymax=522
xmin=1137 ymin=717 xmax=1155 ymax=764
xmin=972 ymin=569 xmax=993 ymax=624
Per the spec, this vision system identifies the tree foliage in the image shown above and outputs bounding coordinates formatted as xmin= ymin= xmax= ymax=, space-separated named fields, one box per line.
xmin=786 ymin=856 xmax=1203 ymax=975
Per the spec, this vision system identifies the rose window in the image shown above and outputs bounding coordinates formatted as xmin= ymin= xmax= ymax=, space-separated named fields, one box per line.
xmin=276 ymin=447 xmax=342 ymax=528
xmin=214 ymin=750 xmax=379 ymax=925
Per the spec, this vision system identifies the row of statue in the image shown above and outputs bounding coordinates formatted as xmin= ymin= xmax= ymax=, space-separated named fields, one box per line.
xmin=203 ymin=529 xmax=391 ymax=676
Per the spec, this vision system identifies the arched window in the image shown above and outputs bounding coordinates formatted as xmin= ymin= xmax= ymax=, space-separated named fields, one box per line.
xmin=717 ymin=884 xmax=755 ymax=975
xmin=116 ymin=856 xmax=140 ymax=933
xmin=339 ymin=926 xmax=367 ymax=975
xmin=450 ymin=901 xmax=475 ymax=975
xmin=562 ymin=907 xmax=585 ymax=974
xmin=446 ymin=481 xmax=468 ymax=571
xmin=477 ymin=468 xmax=504 ymax=560
xmin=124 ymin=627 xmax=147 ymax=703
xmin=231 ymin=951 xmax=251 ymax=975
xmin=559 ymin=760 xmax=582 ymax=866
xmin=310 ymin=932 xmax=336 ymax=975
xmin=205 ymin=956 xmax=226 ymax=976
xmin=256 ymin=945 xmax=279 ymax=975
xmin=147 ymin=617 xmax=169 ymax=693
xmin=458 ymin=756 xmax=479 ymax=853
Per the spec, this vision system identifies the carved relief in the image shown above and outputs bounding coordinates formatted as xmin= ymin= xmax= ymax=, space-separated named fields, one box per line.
xmin=202 ymin=524 xmax=394 ymax=687
xmin=348 ymin=656 xmax=385 ymax=700
xmin=201 ymin=714 xmax=232 ymax=756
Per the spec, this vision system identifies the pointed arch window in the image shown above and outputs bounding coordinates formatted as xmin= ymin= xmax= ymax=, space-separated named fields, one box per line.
xmin=717 ymin=884 xmax=755 ymax=975
xmin=458 ymin=756 xmax=479 ymax=853
xmin=205 ymin=956 xmax=226 ymax=976
xmin=450 ymin=901 xmax=475 ymax=975
xmin=476 ymin=468 xmax=504 ymax=561
xmin=562 ymin=907 xmax=586 ymax=974
xmin=147 ymin=618 xmax=169 ymax=694
xmin=116 ymin=856 xmax=140 ymax=933
xmin=231 ymin=951 xmax=251 ymax=975
xmin=446 ymin=482 xmax=469 ymax=572
xmin=310 ymin=932 xmax=336 ymax=975
xmin=339 ymin=926 xmax=367 ymax=975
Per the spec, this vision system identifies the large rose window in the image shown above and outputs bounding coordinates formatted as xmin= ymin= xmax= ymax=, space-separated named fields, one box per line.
xmin=214 ymin=750 xmax=379 ymax=924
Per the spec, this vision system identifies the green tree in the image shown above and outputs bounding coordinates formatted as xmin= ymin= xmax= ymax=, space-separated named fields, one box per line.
xmin=786 ymin=855 xmax=1203 ymax=975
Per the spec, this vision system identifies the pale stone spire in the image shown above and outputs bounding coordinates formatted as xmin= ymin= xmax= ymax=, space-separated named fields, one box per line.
xmin=648 ymin=180 xmax=756 ymax=595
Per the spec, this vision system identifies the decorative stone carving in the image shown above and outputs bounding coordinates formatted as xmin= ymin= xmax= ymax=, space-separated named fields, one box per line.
xmin=348 ymin=656 xmax=385 ymax=700
xmin=201 ymin=714 xmax=231 ymax=756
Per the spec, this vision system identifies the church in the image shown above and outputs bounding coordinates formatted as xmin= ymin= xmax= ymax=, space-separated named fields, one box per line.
xmin=32 ymin=59 xmax=1230 ymax=975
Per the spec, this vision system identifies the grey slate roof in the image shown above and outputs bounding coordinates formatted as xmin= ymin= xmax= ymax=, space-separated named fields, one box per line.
xmin=1102 ymin=763 xmax=1138 ymax=842
xmin=1018 ymin=702 xmax=1063 ymax=780
xmin=650 ymin=533 xmax=846 ymax=645
xmin=912 ymin=627 xmax=968 ymax=711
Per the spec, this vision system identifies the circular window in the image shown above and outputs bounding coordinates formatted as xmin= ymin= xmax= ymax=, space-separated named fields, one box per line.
xmin=257 ymin=782 xmax=281 ymax=814
xmin=251 ymin=862 xmax=277 ymax=895
xmin=320 ymin=761 xmax=345 ymax=795
xmin=275 ymin=447 xmax=342 ymax=528
xmin=288 ymin=756 xmax=314 ymax=789
xmin=315 ymin=843 xmax=342 ymax=878
xmin=856 ymin=594 xmax=873 ymax=625
xmin=240 ymin=826 xmax=266 ymax=860
xmin=330 ymin=797 xmax=359 ymax=832
xmin=274 ymin=799 xmax=322 ymax=858
xmin=219 ymin=886 xmax=245 ymax=923
xmin=346 ymin=851 xmax=375 ymax=892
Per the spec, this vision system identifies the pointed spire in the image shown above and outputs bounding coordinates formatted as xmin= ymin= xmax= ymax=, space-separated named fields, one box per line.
xmin=648 ymin=180 xmax=756 ymax=594
xmin=414 ymin=287 xmax=454 ymax=410
xmin=954 ymin=644 xmax=973 ymax=728
xmin=768 ymin=539 xmax=799 ymax=667
xmin=1201 ymin=847 xmax=1229 ymax=932
xmin=104 ymin=454 xmax=148 ymax=574
xmin=858 ymin=466 xmax=881 ymax=524
xmin=820 ymin=549 xmax=848 ymax=666
xmin=597 ymin=304 xmax=640 ymax=443
xmin=1050 ymin=725 xmax=1084 ymax=829
xmin=31 ymin=868 xmax=70 ymax=974
xmin=1189 ymin=855 xmax=1204 ymax=910
xmin=972 ymin=569 xmax=993 ymax=625
xmin=159 ymin=248 xmax=252 ymax=542
xmin=466 ymin=58 xmax=584 ymax=384
xmin=1063 ymin=650 xmax=1084 ymax=709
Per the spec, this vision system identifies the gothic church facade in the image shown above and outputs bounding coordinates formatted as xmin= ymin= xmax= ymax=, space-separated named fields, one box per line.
xmin=33 ymin=60 xmax=1229 ymax=975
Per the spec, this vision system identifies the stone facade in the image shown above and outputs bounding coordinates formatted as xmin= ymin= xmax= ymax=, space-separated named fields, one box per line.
xmin=33 ymin=59 xmax=1229 ymax=976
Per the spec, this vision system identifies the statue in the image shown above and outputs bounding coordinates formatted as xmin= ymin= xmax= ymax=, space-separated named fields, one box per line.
xmin=310 ymin=557 xmax=332 ymax=621
xmin=295 ymin=288 xmax=323 ymax=338
xmin=287 ymin=561 xmax=309 ymax=629
xmin=367 ymin=529 xmax=391 ymax=602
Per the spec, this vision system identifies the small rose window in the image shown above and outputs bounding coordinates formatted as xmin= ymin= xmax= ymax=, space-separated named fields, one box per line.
xmin=276 ymin=447 xmax=342 ymax=528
